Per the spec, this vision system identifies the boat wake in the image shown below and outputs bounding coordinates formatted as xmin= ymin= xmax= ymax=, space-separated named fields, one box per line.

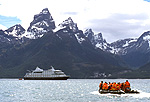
xmin=91 ymin=90 xmax=150 ymax=98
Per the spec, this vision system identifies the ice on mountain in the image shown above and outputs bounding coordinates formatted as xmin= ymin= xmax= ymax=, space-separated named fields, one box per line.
xmin=122 ymin=41 xmax=129 ymax=47
xmin=5 ymin=24 xmax=25 ymax=39
xmin=143 ymin=35 xmax=150 ymax=41
xmin=57 ymin=17 xmax=78 ymax=32
xmin=141 ymin=35 xmax=150 ymax=47
xmin=25 ymin=31 xmax=44 ymax=39
xmin=75 ymin=33 xmax=85 ymax=44
xmin=42 ymin=8 xmax=49 ymax=14
xmin=53 ymin=25 xmax=66 ymax=32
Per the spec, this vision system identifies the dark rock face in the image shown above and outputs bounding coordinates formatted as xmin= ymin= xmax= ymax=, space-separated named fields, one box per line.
xmin=84 ymin=29 xmax=111 ymax=52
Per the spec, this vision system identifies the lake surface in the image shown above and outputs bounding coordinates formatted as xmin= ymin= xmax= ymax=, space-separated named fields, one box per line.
xmin=0 ymin=79 xmax=150 ymax=102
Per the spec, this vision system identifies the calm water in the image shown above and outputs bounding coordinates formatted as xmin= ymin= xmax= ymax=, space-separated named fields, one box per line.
xmin=0 ymin=79 xmax=150 ymax=102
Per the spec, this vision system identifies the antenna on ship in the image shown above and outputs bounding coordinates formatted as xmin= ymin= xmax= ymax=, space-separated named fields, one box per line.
xmin=27 ymin=70 xmax=31 ymax=72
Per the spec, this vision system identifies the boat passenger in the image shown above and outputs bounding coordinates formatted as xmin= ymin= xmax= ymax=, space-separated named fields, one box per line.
xmin=125 ymin=80 xmax=131 ymax=92
xmin=125 ymin=80 xmax=130 ymax=88
xmin=102 ymin=82 xmax=108 ymax=90
xmin=120 ymin=82 xmax=125 ymax=91
xmin=115 ymin=83 xmax=121 ymax=90
xmin=108 ymin=82 xmax=112 ymax=90
xmin=111 ymin=82 xmax=116 ymax=90
xmin=99 ymin=81 xmax=103 ymax=89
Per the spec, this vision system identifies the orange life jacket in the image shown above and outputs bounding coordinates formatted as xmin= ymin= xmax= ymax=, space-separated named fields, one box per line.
xmin=102 ymin=83 xmax=108 ymax=90
xmin=115 ymin=83 xmax=120 ymax=90
xmin=125 ymin=81 xmax=130 ymax=88
xmin=111 ymin=83 xmax=116 ymax=90
xmin=109 ymin=83 xmax=112 ymax=86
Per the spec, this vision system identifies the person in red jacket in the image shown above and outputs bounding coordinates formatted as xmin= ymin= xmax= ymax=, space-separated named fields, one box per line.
xmin=99 ymin=81 xmax=103 ymax=90
xmin=125 ymin=80 xmax=131 ymax=92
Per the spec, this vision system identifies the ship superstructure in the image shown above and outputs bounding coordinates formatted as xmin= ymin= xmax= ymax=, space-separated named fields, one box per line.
xmin=24 ymin=66 xmax=70 ymax=80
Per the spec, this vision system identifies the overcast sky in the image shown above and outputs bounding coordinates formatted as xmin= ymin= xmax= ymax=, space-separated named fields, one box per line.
xmin=0 ymin=0 xmax=150 ymax=42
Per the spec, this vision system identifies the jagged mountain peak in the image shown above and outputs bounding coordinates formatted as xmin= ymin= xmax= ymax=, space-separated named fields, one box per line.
xmin=84 ymin=29 xmax=106 ymax=43
xmin=84 ymin=29 xmax=104 ymax=42
xmin=58 ymin=17 xmax=78 ymax=32
xmin=94 ymin=33 xmax=104 ymax=41
xmin=5 ymin=24 xmax=25 ymax=38
xmin=85 ymin=29 xmax=93 ymax=34
xmin=139 ymin=31 xmax=150 ymax=41
xmin=83 ymin=29 xmax=110 ymax=52
xmin=26 ymin=8 xmax=55 ymax=39
xmin=33 ymin=8 xmax=53 ymax=21
xmin=84 ymin=29 xmax=94 ymax=39
xmin=41 ymin=8 xmax=50 ymax=15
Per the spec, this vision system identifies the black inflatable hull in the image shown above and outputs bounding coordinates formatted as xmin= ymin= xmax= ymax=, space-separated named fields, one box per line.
xmin=99 ymin=89 xmax=139 ymax=94
xmin=99 ymin=89 xmax=125 ymax=94
xmin=24 ymin=76 xmax=70 ymax=80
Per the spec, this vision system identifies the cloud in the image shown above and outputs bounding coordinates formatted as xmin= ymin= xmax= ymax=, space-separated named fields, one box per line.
xmin=88 ymin=13 xmax=150 ymax=42
xmin=0 ymin=0 xmax=150 ymax=42
xmin=0 ymin=24 xmax=7 ymax=30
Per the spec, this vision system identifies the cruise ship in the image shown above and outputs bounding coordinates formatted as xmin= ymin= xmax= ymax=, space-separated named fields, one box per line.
xmin=24 ymin=66 xmax=70 ymax=80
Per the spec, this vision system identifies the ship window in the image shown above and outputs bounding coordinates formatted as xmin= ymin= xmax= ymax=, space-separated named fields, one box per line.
xmin=34 ymin=72 xmax=42 ymax=73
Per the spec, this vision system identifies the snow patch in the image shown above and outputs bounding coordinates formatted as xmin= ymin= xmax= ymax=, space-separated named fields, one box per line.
xmin=143 ymin=35 xmax=150 ymax=47
xmin=75 ymin=33 xmax=85 ymax=44
xmin=143 ymin=35 xmax=150 ymax=41
xmin=95 ymin=43 xmax=103 ymax=49
xmin=53 ymin=25 xmax=66 ymax=32
xmin=24 ymin=31 xmax=44 ymax=39
xmin=58 ymin=17 xmax=78 ymax=32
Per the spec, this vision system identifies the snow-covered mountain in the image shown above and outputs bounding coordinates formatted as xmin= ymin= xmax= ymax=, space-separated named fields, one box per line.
xmin=0 ymin=24 xmax=27 ymax=44
xmin=1 ymin=7 xmax=150 ymax=57
xmin=1 ymin=7 xmax=150 ymax=78
xmin=55 ymin=17 xmax=88 ymax=45
xmin=109 ymin=38 xmax=137 ymax=55
xmin=1 ymin=7 xmax=150 ymax=68
xmin=135 ymin=31 xmax=150 ymax=52
xmin=5 ymin=24 xmax=25 ymax=39
xmin=55 ymin=17 xmax=78 ymax=32
xmin=84 ymin=29 xmax=140 ymax=55
xmin=109 ymin=31 xmax=150 ymax=55
xmin=84 ymin=29 xmax=111 ymax=51
xmin=0 ymin=8 xmax=56 ymax=44
xmin=26 ymin=8 xmax=55 ymax=39
xmin=83 ymin=29 xmax=150 ymax=68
